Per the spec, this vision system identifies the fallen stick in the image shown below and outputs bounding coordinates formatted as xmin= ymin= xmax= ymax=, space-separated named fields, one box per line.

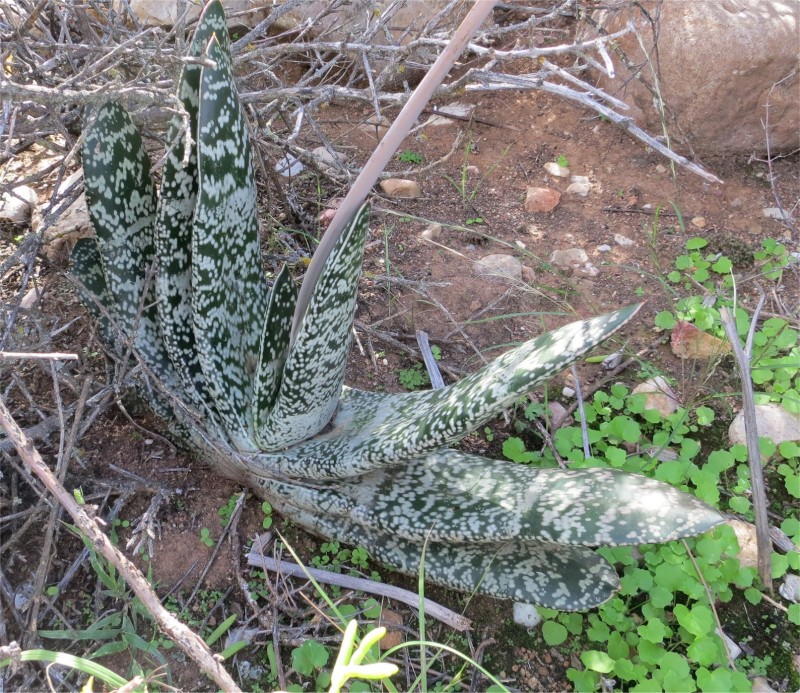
xmin=0 ymin=398 xmax=241 ymax=692
xmin=246 ymin=535 xmax=472 ymax=633
xmin=720 ymin=300 xmax=773 ymax=591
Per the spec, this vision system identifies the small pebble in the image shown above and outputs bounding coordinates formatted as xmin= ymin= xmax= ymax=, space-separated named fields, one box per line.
xmin=655 ymin=164 xmax=667 ymax=174
xmin=763 ymin=207 xmax=790 ymax=220
xmin=596 ymin=244 xmax=612 ymax=253
xmin=543 ymin=162 xmax=570 ymax=178
xmin=581 ymin=262 xmax=599 ymax=277
xmin=566 ymin=182 xmax=591 ymax=197
xmin=691 ymin=216 xmax=707 ymax=229
xmin=380 ymin=179 xmax=422 ymax=198
xmin=420 ymin=223 xmax=441 ymax=240
xmin=562 ymin=386 xmax=575 ymax=398
xmin=525 ymin=187 xmax=561 ymax=213
xmin=466 ymin=165 xmax=480 ymax=175
xmin=614 ymin=233 xmax=635 ymax=248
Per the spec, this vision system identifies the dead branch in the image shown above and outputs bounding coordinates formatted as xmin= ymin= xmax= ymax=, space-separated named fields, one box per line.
xmin=0 ymin=398 xmax=242 ymax=692
xmin=247 ymin=535 xmax=472 ymax=633
xmin=719 ymin=300 xmax=773 ymax=591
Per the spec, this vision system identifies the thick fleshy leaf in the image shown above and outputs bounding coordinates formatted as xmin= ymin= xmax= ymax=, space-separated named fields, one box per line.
xmin=71 ymin=237 xmax=177 ymax=423
xmin=270 ymin=501 xmax=621 ymax=610
xmin=81 ymin=102 xmax=184 ymax=398
xmin=255 ymin=204 xmax=370 ymax=450
xmin=253 ymin=264 xmax=297 ymax=435
xmin=246 ymin=306 xmax=641 ymax=478
xmin=253 ymin=448 xmax=724 ymax=546
xmin=153 ymin=0 xmax=229 ymax=414
xmin=193 ymin=34 xmax=269 ymax=449
xmin=70 ymin=237 xmax=113 ymax=340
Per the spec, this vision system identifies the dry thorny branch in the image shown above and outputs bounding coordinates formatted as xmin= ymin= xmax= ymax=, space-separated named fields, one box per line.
xmin=0 ymin=0 xmax=740 ymax=689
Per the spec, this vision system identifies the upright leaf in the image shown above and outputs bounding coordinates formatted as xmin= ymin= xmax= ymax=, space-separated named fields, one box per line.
xmin=193 ymin=34 xmax=269 ymax=450
xmin=153 ymin=0 xmax=229 ymax=415
xmin=255 ymin=204 xmax=370 ymax=450
xmin=81 ymin=102 xmax=184 ymax=399
xmin=253 ymin=265 xmax=297 ymax=433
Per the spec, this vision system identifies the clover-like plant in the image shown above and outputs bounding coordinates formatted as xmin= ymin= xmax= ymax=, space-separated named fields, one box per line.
xmin=72 ymin=0 xmax=723 ymax=610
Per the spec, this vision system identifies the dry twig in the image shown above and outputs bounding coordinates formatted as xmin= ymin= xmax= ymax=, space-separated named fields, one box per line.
xmin=719 ymin=299 xmax=773 ymax=591
xmin=0 ymin=398 xmax=241 ymax=692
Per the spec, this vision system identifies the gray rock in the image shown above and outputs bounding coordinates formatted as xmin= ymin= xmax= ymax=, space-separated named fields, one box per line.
xmin=311 ymin=146 xmax=342 ymax=173
xmin=473 ymin=254 xmax=523 ymax=283
xmin=565 ymin=181 xmax=591 ymax=196
xmin=762 ymin=207 xmax=791 ymax=220
xmin=597 ymin=244 xmax=612 ymax=252
xmin=543 ymin=162 xmax=570 ymax=178
xmin=550 ymin=248 xmax=589 ymax=268
xmin=779 ymin=573 xmax=800 ymax=603
xmin=0 ymin=185 xmax=38 ymax=224
xmin=614 ymin=233 xmax=635 ymax=248
xmin=632 ymin=376 xmax=680 ymax=417
xmin=728 ymin=403 xmax=800 ymax=447
xmin=275 ymin=153 xmax=304 ymax=177
xmin=427 ymin=103 xmax=474 ymax=126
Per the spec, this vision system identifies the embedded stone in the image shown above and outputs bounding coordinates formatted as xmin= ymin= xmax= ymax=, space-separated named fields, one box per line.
xmin=613 ymin=233 xmax=635 ymax=247
xmin=524 ymin=187 xmax=561 ymax=213
xmin=0 ymin=185 xmax=38 ymax=224
xmin=779 ymin=573 xmax=800 ymax=603
xmin=380 ymin=179 xmax=421 ymax=198
xmin=577 ymin=0 xmax=800 ymax=155
xmin=565 ymin=181 xmax=591 ymax=196
xmin=727 ymin=519 xmax=758 ymax=569
xmin=311 ymin=146 xmax=342 ymax=173
xmin=473 ymin=254 xmax=523 ymax=283
xmin=632 ymin=376 xmax=680 ymax=417
xmin=543 ymin=162 xmax=570 ymax=177
xmin=420 ymin=223 xmax=442 ymax=240
xmin=670 ymin=321 xmax=731 ymax=359
xmin=550 ymin=247 xmax=588 ymax=268
xmin=377 ymin=609 xmax=404 ymax=649
xmin=728 ymin=403 xmax=800 ymax=447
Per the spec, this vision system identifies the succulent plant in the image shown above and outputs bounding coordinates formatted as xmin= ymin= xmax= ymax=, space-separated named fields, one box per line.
xmin=72 ymin=0 xmax=723 ymax=610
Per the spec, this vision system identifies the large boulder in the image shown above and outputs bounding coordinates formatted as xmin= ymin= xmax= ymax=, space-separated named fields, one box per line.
xmin=577 ymin=0 xmax=800 ymax=155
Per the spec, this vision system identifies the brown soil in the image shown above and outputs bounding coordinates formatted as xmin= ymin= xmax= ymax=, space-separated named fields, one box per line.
xmin=1 ymin=16 xmax=798 ymax=693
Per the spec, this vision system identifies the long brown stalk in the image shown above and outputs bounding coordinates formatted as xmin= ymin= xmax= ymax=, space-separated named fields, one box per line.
xmin=290 ymin=0 xmax=498 ymax=343
xmin=0 ymin=398 xmax=242 ymax=692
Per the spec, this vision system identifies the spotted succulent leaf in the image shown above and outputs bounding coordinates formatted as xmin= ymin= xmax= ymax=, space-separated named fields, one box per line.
xmin=253 ymin=448 xmax=724 ymax=546
xmin=70 ymin=237 xmax=113 ymax=342
xmin=193 ymin=34 xmax=269 ymax=450
xmin=255 ymin=204 xmax=370 ymax=450
xmin=81 ymin=102 xmax=185 ymax=400
xmin=253 ymin=265 xmax=298 ymax=436
xmin=244 ymin=306 xmax=641 ymax=480
xmin=153 ymin=0 xmax=229 ymax=415
xmin=270 ymin=500 xmax=621 ymax=610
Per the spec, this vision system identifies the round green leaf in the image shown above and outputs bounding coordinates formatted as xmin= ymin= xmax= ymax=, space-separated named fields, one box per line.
xmin=655 ymin=311 xmax=677 ymax=330
xmin=580 ymin=650 xmax=615 ymax=674
xmin=542 ymin=620 xmax=568 ymax=646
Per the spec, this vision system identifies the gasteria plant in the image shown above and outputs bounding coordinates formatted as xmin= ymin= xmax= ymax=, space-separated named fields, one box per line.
xmin=72 ymin=0 xmax=723 ymax=610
